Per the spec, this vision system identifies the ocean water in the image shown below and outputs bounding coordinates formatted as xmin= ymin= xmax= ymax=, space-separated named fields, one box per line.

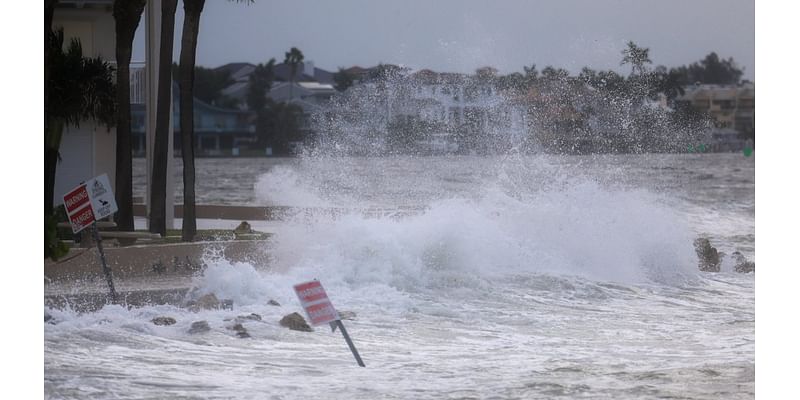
xmin=47 ymin=154 xmax=755 ymax=399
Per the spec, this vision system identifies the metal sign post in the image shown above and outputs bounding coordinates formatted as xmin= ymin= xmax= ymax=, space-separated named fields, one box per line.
xmin=335 ymin=319 xmax=365 ymax=367
xmin=294 ymin=280 xmax=366 ymax=367
xmin=91 ymin=222 xmax=117 ymax=302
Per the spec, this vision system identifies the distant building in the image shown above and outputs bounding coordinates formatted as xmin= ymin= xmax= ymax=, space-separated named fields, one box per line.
xmin=217 ymin=61 xmax=336 ymax=142
xmin=131 ymin=82 xmax=254 ymax=157
xmin=676 ymin=83 xmax=755 ymax=148
xmin=320 ymin=66 xmax=527 ymax=154
xmin=217 ymin=60 xmax=336 ymax=107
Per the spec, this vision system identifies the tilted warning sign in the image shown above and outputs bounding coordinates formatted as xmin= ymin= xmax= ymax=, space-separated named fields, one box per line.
xmin=63 ymin=184 xmax=95 ymax=233
xmin=294 ymin=280 xmax=340 ymax=326
xmin=62 ymin=173 xmax=118 ymax=233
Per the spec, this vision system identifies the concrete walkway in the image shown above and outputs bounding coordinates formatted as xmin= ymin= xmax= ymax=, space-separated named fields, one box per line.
xmin=45 ymin=238 xmax=272 ymax=312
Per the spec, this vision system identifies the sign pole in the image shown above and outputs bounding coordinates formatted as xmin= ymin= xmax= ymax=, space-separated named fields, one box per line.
xmin=336 ymin=320 xmax=365 ymax=367
xmin=91 ymin=222 xmax=117 ymax=302
xmin=294 ymin=280 xmax=366 ymax=367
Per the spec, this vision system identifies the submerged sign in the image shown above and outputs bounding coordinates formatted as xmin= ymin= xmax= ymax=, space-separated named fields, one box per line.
xmin=294 ymin=280 xmax=340 ymax=326
xmin=62 ymin=174 xmax=118 ymax=233
xmin=292 ymin=280 xmax=365 ymax=367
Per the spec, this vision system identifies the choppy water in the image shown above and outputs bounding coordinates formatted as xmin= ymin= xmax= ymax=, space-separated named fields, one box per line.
xmin=47 ymin=154 xmax=755 ymax=399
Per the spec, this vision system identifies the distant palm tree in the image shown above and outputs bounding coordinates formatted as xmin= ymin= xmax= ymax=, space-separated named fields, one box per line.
xmin=45 ymin=28 xmax=116 ymax=259
xmin=621 ymin=41 xmax=652 ymax=76
xmin=113 ymin=0 xmax=147 ymax=233
xmin=284 ymin=47 xmax=304 ymax=101
xmin=149 ymin=0 xmax=179 ymax=237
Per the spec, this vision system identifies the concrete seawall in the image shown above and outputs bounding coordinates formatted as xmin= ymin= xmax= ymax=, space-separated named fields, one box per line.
xmin=45 ymin=240 xmax=272 ymax=312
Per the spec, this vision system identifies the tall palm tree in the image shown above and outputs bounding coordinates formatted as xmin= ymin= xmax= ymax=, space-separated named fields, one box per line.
xmin=149 ymin=0 xmax=179 ymax=237
xmin=113 ymin=0 xmax=147 ymax=233
xmin=45 ymin=28 xmax=116 ymax=259
xmin=176 ymin=0 xmax=253 ymax=241
xmin=177 ymin=0 xmax=206 ymax=242
xmin=284 ymin=47 xmax=304 ymax=100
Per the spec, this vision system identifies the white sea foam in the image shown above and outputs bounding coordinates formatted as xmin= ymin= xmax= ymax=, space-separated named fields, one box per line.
xmin=254 ymin=165 xmax=329 ymax=207
xmin=48 ymin=156 xmax=753 ymax=399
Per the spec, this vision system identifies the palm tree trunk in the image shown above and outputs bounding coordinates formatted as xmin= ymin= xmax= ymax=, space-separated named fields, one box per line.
xmin=45 ymin=0 xmax=58 ymax=214
xmin=45 ymin=120 xmax=64 ymax=215
xmin=113 ymin=0 xmax=146 ymax=232
xmin=149 ymin=0 xmax=178 ymax=236
xmin=178 ymin=0 xmax=206 ymax=242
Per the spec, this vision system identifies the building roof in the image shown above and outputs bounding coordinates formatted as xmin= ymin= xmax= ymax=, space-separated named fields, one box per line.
xmin=678 ymin=83 xmax=755 ymax=102
xmin=272 ymin=62 xmax=335 ymax=84
xmin=215 ymin=63 xmax=256 ymax=83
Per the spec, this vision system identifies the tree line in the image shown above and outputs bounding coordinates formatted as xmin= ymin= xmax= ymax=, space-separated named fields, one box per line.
xmin=312 ymin=42 xmax=748 ymax=156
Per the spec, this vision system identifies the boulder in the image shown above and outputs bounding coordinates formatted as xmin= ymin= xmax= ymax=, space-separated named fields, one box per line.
xmin=694 ymin=238 xmax=721 ymax=272
xmin=279 ymin=312 xmax=312 ymax=332
xmin=188 ymin=320 xmax=211 ymax=334
xmin=152 ymin=316 xmax=177 ymax=326
xmin=268 ymin=299 xmax=281 ymax=306
xmin=45 ymin=312 xmax=53 ymax=323
xmin=240 ymin=313 xmax=262 ymax=321
xmin=188 ymin=293 xmax=221 ymax=312
xmin=227 ymin=323 xmax=251 ymax=338
xmin=732 ymin=251 xmax=755 ymax=273
xmin=234 ymin=221 xmax=253 ymax=234
xmin=339 ymin=311 xmax=357 ymax=320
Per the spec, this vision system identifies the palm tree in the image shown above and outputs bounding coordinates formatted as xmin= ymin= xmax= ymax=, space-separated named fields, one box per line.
xmin=113 ymin=0 xmax=147 ymax=233
xmin=45 ymin=28 xmax=116 ymax=258
xmin=621 ymin=41 xmax=652 ymax=76
xmin=149 ymin=0 xmax=179 ymax=237
xmin=176 ymin=0 xmax=253 ymax=241
xmin=177 ymin=0 xmax=206 ymax=242
xmin=284 ymin=47 xmax=304 ymax=101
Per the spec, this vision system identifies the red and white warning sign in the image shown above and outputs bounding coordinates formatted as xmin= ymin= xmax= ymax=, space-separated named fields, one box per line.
xmin=293 ymin=280 xmax=340 ymax=326
xmin=62 ymin=173 xmax=118 ymax=233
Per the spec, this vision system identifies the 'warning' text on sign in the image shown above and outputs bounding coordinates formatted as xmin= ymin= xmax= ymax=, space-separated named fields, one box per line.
xmin=62 ymin=173 xmax=118 ymax=234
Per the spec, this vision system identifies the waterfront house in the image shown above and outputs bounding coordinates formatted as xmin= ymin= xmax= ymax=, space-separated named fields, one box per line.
xmin=676 ymin=83 xmax=755 ymax=149
xmin=131 ymin=83 xmax=255 ymax=157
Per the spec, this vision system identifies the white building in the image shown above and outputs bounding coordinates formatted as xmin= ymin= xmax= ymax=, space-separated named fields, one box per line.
xmin=53 ymin=0 xmax=176 ymax=228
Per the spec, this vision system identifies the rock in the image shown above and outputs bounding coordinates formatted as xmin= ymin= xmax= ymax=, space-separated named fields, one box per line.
xmin=240 ymin=313 xmax=262 ymax=321
xmin=279 ymin=312 xmax=313 ymax=332
xmin=267 ymin=299 xmax=281 ymax=307
xmin=227 ymin=323 xmax=250 ymax=338
xmin=188 ymin=320 xmax=211 ymax=334
xmin=189 ymin=293 xmax=221 ymax=311
xmin=732 ymin=251 xmax=755 ymax=273
xmin=152 ymin=316 xmax=177 ymax=326
xmin=338 ymin=311 xmax=357 ymax=320
xmin=694 ymin=238 xmax=721 ymax=272
xmin=221 ymin=299 xmax=234 ymax=310
xmin=234 ymin=221 xmax=252 ymax=234
xmin=45 ymin=312 xmax=52 ymax=323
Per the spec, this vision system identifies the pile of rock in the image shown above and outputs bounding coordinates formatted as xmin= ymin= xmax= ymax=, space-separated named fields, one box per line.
xmin=694 ymin=238 xmax=721 ymax=272
xmin=138 ymin=292 xmax=333 ymax=337
xmin=732 ymin=251 xmax=755 ymax=273
xmin=693 ymin=237 xmax=754 ymax=273
xmin=279 ymin=312 xmax=313 ymax=332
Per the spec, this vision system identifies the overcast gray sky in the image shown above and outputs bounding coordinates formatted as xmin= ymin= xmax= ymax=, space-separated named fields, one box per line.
xmin=134 ymin=0 xmax=754 ymax=79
